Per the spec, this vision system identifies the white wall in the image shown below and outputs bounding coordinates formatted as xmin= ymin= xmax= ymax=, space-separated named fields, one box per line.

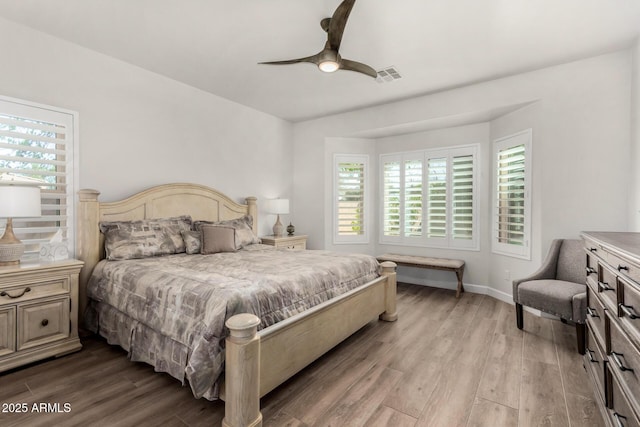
xmin=631 ymin=38 xmax=640 ymax=231
xmin=0 ymin=17 xmax=293 ymax=238
xmin=293 ymin=49 xmax=632 ymax=297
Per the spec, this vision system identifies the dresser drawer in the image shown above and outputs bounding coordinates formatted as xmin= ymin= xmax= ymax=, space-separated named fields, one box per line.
xmin=0 ymin=306 xmax=16 ymax=357
xmin=607 ymin=252 xmax=640 ymax=286
xmin=17 ymin=297 xmax=70 ymax=351
xmin=585 ymin=323 xmax=608 ymax=406
xmin=599 ymin=263 xmax=620 ymax=312
xmin=608 ymin=365 xmax=640 ymax=427
xmin=619 ymin=277 xmax=640 ymax=348
xmin=586 ymin=246 xmax=601 ymax=278
xmin=0 ymin=277 xmax=70 ymax=305
xmin=587 ymin=286 xmax=609 ymax=350
xmin=609 ymin=313 xmax=640 ymax=415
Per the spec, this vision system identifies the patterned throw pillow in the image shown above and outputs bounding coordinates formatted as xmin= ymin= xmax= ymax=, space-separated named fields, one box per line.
xmin=100 ymin=216 xmax=192 ymax=260
xmin=181 ymin=230 xmax=202 ymax=255
xmin=193 ymin=215 xmax=260 ymax=249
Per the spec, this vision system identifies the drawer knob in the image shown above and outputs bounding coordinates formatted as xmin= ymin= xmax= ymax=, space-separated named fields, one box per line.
xmin=620 ymin=303 xmax=639 ymax=320
xmin=585 ymin=267 xmax=596 ymax=276
xmin=611 ymin=351 xmax=634 ymax=372
xmin=0 ymin=287 xmax=31 ymax=299
xmin=618 ymin=264 xmax=629 ymax=272
xmin=597 ymin=281 xmax=614 ymax=292
xmin=586 ymin=307 xmax=599 ymax=318
xmin=41 ymin=319 xmax=49 ymax=327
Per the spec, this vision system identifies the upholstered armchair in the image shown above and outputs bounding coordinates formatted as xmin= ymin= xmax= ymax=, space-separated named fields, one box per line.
xmin=512 ymin=239 xmax=587 ymax=354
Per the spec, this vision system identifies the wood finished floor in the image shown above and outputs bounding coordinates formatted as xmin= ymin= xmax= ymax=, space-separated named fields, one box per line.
xmin=0 ymin=283 xmax=604 ymax=427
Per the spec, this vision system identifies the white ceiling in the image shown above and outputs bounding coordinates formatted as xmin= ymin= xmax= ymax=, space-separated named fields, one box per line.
xmin=0 ymin=0 xmax=639 ymax=122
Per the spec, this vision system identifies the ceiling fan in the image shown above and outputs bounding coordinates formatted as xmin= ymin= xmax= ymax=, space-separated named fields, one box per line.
xmin=259 ymin=0 xmax=377 ymax=78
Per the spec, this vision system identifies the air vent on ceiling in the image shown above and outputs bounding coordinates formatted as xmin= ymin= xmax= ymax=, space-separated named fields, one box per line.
xmin=376 ymin=66 xmax=402 ymax=83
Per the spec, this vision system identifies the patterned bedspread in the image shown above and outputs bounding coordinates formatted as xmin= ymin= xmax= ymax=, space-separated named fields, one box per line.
xmin=85 ymin=244 xmax=379 ymax=399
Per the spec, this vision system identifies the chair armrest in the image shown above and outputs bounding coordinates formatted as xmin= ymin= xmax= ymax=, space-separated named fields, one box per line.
xmin=512 ymin=239 xmax=564 ymax=300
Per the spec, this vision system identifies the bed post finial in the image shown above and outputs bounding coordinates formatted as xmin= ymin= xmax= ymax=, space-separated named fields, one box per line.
xmin=379 ymin=261 xmax=398 ymax=322
xmin=223 ymin=313 xmax=262 ymax=427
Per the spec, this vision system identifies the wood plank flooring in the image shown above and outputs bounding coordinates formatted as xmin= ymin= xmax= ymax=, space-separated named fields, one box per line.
xmin=0 ymin=283 xmax=604 ymax=427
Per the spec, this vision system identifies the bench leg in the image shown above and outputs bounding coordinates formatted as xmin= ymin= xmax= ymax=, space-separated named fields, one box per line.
xmin=455 ymin=267 xmax=465 ymax=298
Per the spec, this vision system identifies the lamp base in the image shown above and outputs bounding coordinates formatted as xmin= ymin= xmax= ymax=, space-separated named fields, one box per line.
xmin=0 ymin=243 xmax=24 ymax=265
xmin=272 ymin=214 xmax=284 ymax=237
xmin=0 ymin=218 xmax=24 ymax=265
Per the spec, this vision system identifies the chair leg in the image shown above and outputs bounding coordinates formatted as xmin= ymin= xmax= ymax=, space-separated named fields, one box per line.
xmin=516 ymin=303 xmax=523 ymax=330
xmin=575 ymin=323 xmax=586 ymax=355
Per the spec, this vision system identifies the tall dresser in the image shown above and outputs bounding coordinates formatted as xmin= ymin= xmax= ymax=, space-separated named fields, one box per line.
xmin=582 ymin=232 xmax=640 ymax=427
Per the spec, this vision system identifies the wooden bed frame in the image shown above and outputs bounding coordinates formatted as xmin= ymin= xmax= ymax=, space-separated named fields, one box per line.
xmin=76 ymin=183 xmax=397 ymax=427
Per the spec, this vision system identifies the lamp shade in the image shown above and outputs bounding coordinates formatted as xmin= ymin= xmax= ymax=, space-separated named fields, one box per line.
xmin=0 ymin=184 xmax=42 ymax=218
xmin=265 ymin=198 xmax=289 ymax=215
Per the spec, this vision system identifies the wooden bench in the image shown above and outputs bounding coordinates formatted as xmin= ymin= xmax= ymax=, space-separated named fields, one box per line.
xmin=376 ymin=253 xmax=466 ymax=298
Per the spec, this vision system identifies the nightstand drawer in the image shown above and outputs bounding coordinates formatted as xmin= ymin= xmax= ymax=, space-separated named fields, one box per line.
xmin=0 ymin=278 xmax=69 ymax=305
xmin=0 ymin=306 xmax=16 ymax=356
xmin=17 ymin=297 xmax=70 ymax=351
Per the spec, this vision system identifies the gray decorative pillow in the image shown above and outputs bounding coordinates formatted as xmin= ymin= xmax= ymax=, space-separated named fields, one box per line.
xmin=194 ymin=215 xmax=259 ymax=249
xmin=181 ymin=230 xmax=202 ymax=255
xmin=100 ymin=216 xmax=192 ymax=260
xmin=200 ymin=225 xmax=238 ymax=254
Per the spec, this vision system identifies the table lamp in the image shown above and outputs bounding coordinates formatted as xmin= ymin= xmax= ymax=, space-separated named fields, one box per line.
xmin=0 ymin=183 xmax=42 ymax=266
xmin=265 ymin=198 xmax=289 ymax=237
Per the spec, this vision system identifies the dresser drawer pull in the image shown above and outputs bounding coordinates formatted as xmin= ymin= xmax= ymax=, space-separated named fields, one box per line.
xmin=618 ymin=265 xmax=629 ymax=272
xmin=586 ymin=349 xmax=598 ymax=363
xmin=611 ymin=352 xmax=634 ymax=372
xmin=598 ymin=281 xmax=614 ymax=292
xmin=0 ymin=287 xmax=31 ymax=299
xmin=41 ymin=319 xmax=49 ymax=327
xmin=619 ymin=304 xmax=639 ymax=320
xmin=589 ymin=247 xmax=598 ymax=253
xmin=585 ymin=267 xmax=597 ymax=276
xmin=613 ymin=412 xmax=627 ymax=427
xmin=587 ymin=307 xmax=600 ymax=318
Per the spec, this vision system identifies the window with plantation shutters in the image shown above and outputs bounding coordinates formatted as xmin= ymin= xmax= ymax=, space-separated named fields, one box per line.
xmin=492 ymin=129 xmax=532 ymax=259
xmin=380 ymin=144 xmax=478 ymax=250
xmin=0 ymin=96 xmax=77 ymax=261
xmin=333 ymin=154 xmax=369 ymax=244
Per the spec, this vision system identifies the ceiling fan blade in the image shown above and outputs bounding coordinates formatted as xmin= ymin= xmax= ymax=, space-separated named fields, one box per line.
xmin=259 ymin=54 xmax=320 ymax=66
xmin=340 ymin=58 xmax=377 ymax=78
xmin=328 ymin=0 xmax=356 ymax=51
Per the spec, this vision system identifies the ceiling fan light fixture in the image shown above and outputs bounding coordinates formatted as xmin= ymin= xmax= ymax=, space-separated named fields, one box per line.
xmin=318 ymin=60 xmax=340 ymax=73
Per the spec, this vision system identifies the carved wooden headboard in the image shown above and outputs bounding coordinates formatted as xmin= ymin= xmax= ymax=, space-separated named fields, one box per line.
xmin=76 ymin=182 xmax=257 ymax=325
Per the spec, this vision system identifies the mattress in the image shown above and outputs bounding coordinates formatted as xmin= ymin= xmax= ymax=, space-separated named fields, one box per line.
xmin=85 ymin=244 xmax=379 ymax=399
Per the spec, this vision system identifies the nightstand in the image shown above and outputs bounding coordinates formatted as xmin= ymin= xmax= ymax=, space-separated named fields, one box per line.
xmin=0 ymin=259 xmax=84 ymax=372
xmin=260 ymin=234 xmax=308 ymax=250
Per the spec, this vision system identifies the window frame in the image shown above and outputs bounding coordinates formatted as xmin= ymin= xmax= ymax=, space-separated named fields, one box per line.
xmin=332 ymin=153 xmax=370 ymax=245
xmin=491 ymin=129 xmax=532 ymax=260
xmin=379 ymin=144 xmax=479 ymax=251
xmin=0 ymin=95 xmax=79 ymax=260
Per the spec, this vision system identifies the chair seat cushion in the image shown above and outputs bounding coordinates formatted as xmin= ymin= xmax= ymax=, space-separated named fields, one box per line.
xmin=517 ymin=279 xmax=587 ymax=322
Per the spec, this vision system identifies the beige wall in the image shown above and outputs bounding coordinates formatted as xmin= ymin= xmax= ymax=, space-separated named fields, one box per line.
xmin=0 ymin=17 xmax=293 ymax=238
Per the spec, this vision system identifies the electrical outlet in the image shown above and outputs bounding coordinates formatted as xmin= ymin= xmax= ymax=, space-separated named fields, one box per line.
xmin=504 ymin=270 xmax=511 ymax=281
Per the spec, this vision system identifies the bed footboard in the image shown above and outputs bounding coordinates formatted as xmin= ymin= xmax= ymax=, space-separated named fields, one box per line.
xmin=222 ymin=262 xmax=397 ymax=427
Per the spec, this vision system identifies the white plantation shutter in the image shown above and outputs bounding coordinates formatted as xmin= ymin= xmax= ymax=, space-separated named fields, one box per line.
xmin=426 ymin=157 xmax=447 ymax=239
xmin=382 ymin=159 xmax=401 ymax=237
xmin=451 ymin=154 xmax=474 ymax=241
xmin=404 ymin=158 xmax=423 ymax=238
xmin=0 ymin=97 xmax=77 ymax=260
xmin=334 ymin=154 xmax=369 ymax=244
xmin=492 ymin=130 xmax=532 ymax=259
xmin=380 ymin=145 xmax=478 ymax=250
